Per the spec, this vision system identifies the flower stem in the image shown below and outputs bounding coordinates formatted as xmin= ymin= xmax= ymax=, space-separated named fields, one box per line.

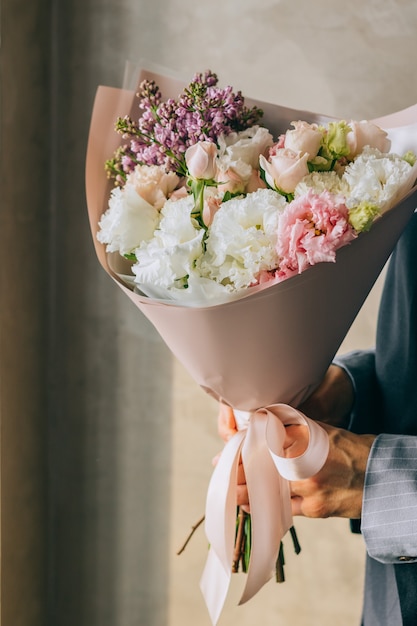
xmin=176 ymin=515 xmax=205 ymax=555
xmin=275 ymin=542 xmax=285 ymax=582
xmin=290 ymin=525 xmax=301 ymax=554
xmin=190 ymin=179 xmax=208 ymax=229
xmin=232 ymin=507 xmax=248 ymax=573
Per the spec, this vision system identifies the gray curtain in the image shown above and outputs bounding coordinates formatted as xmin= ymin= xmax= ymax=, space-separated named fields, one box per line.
xmin=1 ymin=2 xmax=173 ymax=625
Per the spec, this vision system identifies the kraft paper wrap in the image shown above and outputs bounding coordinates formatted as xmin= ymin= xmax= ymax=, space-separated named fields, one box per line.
xmin=86 ymin=69 xmax=417 ymax=623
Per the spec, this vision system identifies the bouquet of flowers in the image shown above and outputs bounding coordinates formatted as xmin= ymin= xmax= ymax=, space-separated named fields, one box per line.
xmin=96 ymin=70 xmax=416 ymax=305
xmin=86 ymin=68 xmax=417 ymax=624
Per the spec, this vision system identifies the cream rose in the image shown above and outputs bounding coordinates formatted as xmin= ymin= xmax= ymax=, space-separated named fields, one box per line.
xmin=218 ymin=126 xmax=274 ymax=169
xmin=245 ymin=168 xmax=267 ymax=193
xmin=347 ymin=121 xmax=391 ymax=159
xmin=128 ymin=164 xmax=180 ymax=210
xmin=259 ymin=149 xmax=310 ymax=194
xmin=216 ymin=161 xmax=253 ymax=195
xmin=215 ymin=126 xmax=273 ymax=195
xmin=284 ymin=121 xmax=323 ymax=158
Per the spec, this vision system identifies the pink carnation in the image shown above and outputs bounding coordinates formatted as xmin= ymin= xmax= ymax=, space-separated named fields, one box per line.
xmin=276 ymin=190 xmax=356 ymax=279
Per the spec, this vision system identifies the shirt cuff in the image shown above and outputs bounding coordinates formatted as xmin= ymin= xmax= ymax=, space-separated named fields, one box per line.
xmin=361 ymin=434 xmax=417 ymax=564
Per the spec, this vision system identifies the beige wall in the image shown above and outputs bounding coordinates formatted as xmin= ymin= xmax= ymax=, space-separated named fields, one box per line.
xmin=1 ymin=1 xmax=417 ymax=625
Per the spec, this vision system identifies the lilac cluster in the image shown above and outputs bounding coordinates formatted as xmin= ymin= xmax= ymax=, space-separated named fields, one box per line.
xmin=105 ymin=71 xmax=264 ymax=185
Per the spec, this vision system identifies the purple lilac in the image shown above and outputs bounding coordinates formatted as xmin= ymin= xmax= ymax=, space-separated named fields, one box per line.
xmin=106 ymin=70 xmax=264 ymax=184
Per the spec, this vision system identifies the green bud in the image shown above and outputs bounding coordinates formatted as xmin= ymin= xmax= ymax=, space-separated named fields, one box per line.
xmin=349 ymin=201 xmax=380 ymax=232
xmin=324 ymin=121 xmax=351 ymax=160
xmin=403 ymin=151 xmax=417 ymax=166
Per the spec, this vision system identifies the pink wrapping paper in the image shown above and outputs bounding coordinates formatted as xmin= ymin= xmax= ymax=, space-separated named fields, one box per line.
xmin=86 ymin=72 xmax=417 ymax=412
xmin=86 ymin=70 xmax=417 ymax=623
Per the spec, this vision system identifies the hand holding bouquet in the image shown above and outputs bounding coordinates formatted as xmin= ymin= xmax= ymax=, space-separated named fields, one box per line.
xmin=86 ymin=68 xmax=417 ymax=624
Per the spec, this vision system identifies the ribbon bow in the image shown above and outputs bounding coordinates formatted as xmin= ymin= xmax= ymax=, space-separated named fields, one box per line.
xmin=200 ymin=403 xmax=329 ymax=624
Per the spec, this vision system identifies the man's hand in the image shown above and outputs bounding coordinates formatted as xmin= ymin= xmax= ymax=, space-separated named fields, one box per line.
xmin=287 ymin=422 xmax=375 ymax=519
xmin=217 ymin=410 xmax=376 ymax=519
xmin=216 ymin=366 xmax=372 ymax=519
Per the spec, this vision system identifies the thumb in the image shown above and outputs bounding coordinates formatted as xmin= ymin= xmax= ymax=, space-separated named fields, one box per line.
xmin=218 ymin=403 xmax=238 ymax=441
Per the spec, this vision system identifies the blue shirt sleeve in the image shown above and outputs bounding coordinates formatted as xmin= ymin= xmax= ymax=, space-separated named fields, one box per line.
xmin=333 ymin=348 xmax=381 ymax=434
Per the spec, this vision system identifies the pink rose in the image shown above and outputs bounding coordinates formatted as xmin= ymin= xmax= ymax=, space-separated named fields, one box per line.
xmin=347 ymin=121 xmax=391 ymax=158
xmin=202 ymin=195 xmax=222 ymax=226
xmin=284 ymin=121 xmax=323 ymax=158
xmin=259 ymin=149 xmax=309 ymax=194
xmin=185 ymin=141 xmax=218 ymax=180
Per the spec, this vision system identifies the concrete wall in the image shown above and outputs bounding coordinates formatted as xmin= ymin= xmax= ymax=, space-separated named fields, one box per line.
xmin=1 ymin=1 xmax=417 ymax=625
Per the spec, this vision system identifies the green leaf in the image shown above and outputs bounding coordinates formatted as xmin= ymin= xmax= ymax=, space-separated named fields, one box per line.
xmin=222 ymin=190 xmax=244 ymax=203
xmin=244 ymin=514 xmax=252 ymax=571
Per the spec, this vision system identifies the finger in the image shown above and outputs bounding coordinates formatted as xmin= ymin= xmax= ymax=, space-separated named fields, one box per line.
xmin=237 ymin=462 xmax=246 ymax=485
xmin=290 ymin=479 xmax=308 ymax=498
xmin=236 ymin=484 xmax=249 ymax=508
xmin=291 ymin=495 xmax=304 ymax=516
xmin=218 ymin=403 xmax=238 ymax=441
xmin=283 ymin=424 xmax=310 ymax=458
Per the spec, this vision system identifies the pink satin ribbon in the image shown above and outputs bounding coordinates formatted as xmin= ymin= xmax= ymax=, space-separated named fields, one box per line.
xmin=200 ymin=403 xmax=329 ymax=624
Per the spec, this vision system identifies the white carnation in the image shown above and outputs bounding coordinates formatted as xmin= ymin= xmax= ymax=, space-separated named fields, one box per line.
xmin=132 ymin=196 xmax=205 ymax=288
xmin=97 ymin=183 xmax=160 ymax=255
xmin=198 ymin=189 xmax=286 ymax=290
xmin=295 ymin=171 xmax=349 ymax=198
xmin=343 ymin=147 xmax=413 ymax=212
